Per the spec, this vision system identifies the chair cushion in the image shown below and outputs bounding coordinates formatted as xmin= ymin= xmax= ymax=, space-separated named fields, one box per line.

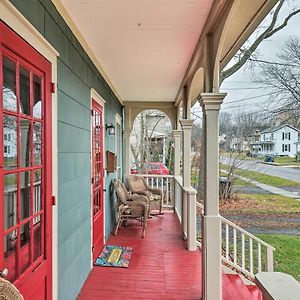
xmin=148 ymin=193 xmax=161 ymax=202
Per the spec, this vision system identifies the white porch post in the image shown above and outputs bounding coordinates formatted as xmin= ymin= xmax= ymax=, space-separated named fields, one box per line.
xmin=179 ymin=119 xmax=196 ymax=251
xmin=172 ymin=130 xmax=181 ymax=177
xmin=200 ymin=93 xmax=226 ymax=300
xmin=123 ymin=128 xmax=131 ymax=175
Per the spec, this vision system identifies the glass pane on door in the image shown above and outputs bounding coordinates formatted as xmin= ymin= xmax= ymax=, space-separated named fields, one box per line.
xmin=2 ymin=57 xmax=17 ymax=112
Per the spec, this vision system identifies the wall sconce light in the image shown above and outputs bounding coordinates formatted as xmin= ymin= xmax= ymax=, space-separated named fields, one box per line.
xmin=106 ymin=122 xmax=115 ymax=135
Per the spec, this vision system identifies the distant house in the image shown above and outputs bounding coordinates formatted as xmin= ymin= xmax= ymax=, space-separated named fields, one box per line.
xmin=250 ymin=124 xmax=299 ymax=157
xmin=229 ymin=137 xmax=249 ymax=152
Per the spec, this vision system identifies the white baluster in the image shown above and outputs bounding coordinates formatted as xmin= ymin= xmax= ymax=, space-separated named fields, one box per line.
xmin=258 ymin=242 xmax=262 ymax=273
xmin=249 ymin=238 xmax=253 ymax=274
xmin=225 ymin=223 xmax=229 ymax=260
xmin=242 ymin=233 xmax=245 ymax=270
xmin=166 ymin=177 xmax=169 ymax=206
xmin=233 ymin=228 xmax=237 ymax=264
xmin=151 ymin=177 xmax=154 ymax=189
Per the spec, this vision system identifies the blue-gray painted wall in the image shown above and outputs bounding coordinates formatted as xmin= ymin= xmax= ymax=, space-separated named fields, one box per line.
xmin=8 ymin=1 xmax=123 ymax=299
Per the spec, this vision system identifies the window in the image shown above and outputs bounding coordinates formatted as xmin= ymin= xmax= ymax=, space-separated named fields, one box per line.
xmin=282 ymin=132 xmax=285 ymax=140
xmin=285 ymin=144 xmax=288 ymax=151
xmin=271 ymin=133 xmax=274 ymax=140
xmin=288 ymin=132 xmax=291 ymax=140
xmin=282 ymin=144 xmax=285 ymax=152
xmin=288 ymin=144 xmax=291 ymax=152
xmin=4 ymin=134 xmax=7 ymax=141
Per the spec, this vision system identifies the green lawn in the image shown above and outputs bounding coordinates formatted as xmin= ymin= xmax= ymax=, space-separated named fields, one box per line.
xmin=239 ymin=194 xmax=300 ymax=214
xmin=257 ymin=234 xmax=300 ymax=281
xmin=274 ymin=156 xmax=300 ymax=165
xmin=220 ymin=163 xmax=300 ymax=187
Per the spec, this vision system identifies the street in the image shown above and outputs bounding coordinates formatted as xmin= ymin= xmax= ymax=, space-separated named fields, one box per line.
xmin=221 ymin=157 xmax=300 ymax=183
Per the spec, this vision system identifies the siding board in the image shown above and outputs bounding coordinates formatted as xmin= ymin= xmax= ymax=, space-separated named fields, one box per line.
xmin=8 ymin=1 xmax=123 ymax=299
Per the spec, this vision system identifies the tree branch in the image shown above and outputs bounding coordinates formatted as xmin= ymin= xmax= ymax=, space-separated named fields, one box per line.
xmin=220 ymin=0 xmax=300 ymax=84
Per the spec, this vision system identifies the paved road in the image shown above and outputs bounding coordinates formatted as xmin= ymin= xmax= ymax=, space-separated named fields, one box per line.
xmin=221 ymin=157 xmax=300 ymax=183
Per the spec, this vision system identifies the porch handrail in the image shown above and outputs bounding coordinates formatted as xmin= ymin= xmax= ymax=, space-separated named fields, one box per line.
xmin=221 ymin=216 xmax=275 ymax=278
xmin=196 ymin=200 xmax=275 ymax=278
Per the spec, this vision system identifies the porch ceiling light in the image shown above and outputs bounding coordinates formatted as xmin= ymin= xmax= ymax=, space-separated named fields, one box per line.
xmin=106 ymin=122 xmax=115 ymax=135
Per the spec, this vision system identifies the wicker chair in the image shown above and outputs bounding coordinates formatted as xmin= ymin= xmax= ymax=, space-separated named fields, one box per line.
xmin=0 ymin=277 xmax=24 ymax=300
xmin=126 ymin=175 xmax=163 ymax=215
xmin=113 ymin=179 xmax=149 ymax=238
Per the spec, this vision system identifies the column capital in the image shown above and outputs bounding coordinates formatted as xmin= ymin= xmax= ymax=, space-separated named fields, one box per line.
xmin=123 ymin=128 xmax=131 ymax=135
xmin=199 ymin=93 xmax=226 ymax=110
xmin=179 ymin=119 xmax=193 ymax=130
xmin=172 ymin=129 xmax=182 ymax=138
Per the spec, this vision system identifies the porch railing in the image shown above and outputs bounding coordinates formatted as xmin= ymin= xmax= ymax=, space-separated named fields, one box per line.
xmin=196 ymin=201 xmax=274 ymax=279
xmin=135 ymin=174 xmax=174 ymax=208
xmin=221 ymin=217 xmax=275 ymax=278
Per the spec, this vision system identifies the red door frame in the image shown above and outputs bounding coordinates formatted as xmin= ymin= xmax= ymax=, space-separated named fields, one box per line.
xmin=0 ymin=21 xmax=52 ymax=299
xmin=91 ymin=100 xmax=104 ymax=261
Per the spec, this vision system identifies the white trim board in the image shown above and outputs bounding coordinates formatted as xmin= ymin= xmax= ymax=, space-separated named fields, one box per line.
xmin=0 ymin=1 xmax=59 ymax=299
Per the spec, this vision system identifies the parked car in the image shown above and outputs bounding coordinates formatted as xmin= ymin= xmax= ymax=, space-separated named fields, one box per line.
xmin=264 ymin=155 xmax=274 ymax=162
xmin=131 ymin=162 xmax=170 ymax=175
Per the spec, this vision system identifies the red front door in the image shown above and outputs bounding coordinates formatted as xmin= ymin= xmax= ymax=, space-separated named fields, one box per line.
xmin=0 ymin=22 xmax=52 ymax=299
xmin=91 ymin=100 xmax=104 ymax=261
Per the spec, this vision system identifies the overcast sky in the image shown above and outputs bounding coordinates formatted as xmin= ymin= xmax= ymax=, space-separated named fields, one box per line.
xmin=192 ymin=0 xmax=300 ymax=120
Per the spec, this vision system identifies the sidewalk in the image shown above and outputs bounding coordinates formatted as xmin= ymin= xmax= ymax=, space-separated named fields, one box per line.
xmin=235 ymin=174 xmax=300 ymax=201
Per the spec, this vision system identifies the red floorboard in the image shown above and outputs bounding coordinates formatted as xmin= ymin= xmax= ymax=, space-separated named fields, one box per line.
xmin=77 ymin=211 xmax=259 ymax=300
xmin=77 ymin=212 xmax=201 ymax=300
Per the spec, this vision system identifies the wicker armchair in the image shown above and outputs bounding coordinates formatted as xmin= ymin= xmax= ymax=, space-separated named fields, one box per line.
xmin=113 ymin=179 xmax=149 ymax=238
xmin=126 ymin=175 xmax=163 ymax=215
xmin=0 ymin=277 xmax=24 ymax=300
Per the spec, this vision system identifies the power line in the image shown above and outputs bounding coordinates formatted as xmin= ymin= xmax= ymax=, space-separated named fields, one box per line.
xmin=222 ymin=91 xmax=278 ymax=105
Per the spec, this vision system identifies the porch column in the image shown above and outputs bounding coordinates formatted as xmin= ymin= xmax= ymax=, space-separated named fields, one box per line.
xmin=172 ymin=130 xmax=181 ymax=177
xmin=179 ymin=119 xmax=196 ymax=251
xmin=123 ymin=128 xmax=131 ymax=175
xmin=199 ymin=93 xmax=226 ymax=300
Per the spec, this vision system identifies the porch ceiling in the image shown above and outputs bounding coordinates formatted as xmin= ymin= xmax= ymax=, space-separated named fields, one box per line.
xmin=57 ymin=0 xmax=214 ymax=102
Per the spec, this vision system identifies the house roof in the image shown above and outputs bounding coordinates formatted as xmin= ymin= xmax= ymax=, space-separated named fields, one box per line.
xmin=261 ymin=124 xmax=300 ymax=134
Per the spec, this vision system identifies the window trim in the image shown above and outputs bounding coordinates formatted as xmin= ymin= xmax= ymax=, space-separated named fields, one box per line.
xmin=115 ymin=114 xmax=122 ymax=179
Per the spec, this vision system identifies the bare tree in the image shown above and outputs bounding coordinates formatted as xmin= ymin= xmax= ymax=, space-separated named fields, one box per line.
xmin=259 ymin=37 xmax=300 ymax=127
xmin=220 ymin=0 xmax=300 ymax=85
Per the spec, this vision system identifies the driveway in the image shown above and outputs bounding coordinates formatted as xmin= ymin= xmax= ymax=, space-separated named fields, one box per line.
xmin=221 ymin=157 xmax=300 ymax=183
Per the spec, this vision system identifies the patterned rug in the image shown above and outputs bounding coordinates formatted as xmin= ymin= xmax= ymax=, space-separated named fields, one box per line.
xmin=94 ymin=245 xmax=133 ymax=268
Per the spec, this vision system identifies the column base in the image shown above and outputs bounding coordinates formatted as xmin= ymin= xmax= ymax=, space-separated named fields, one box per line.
xmin=201 ymin=215 xmax=222 ymax=300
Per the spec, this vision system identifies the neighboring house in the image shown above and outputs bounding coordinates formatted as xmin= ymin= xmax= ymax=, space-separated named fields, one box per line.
xmin=250 ymin=124 xmax=299 ymax=157
xmin=229 ymin=137 xmax=249 ymax=152
xmin=130 ymin=111 xmax=172 ymax=167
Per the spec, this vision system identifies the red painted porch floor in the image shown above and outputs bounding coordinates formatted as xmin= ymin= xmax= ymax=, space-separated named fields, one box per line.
xmin=77 ymin=212 xmax=260 ymax=300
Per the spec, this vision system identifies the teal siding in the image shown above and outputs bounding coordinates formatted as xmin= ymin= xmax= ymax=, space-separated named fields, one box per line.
xmin=9 ymin=1 xmax=123 ymax=299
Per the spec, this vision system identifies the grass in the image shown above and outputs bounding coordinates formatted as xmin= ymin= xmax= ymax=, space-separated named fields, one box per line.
xmin=222 ymin=193 xmax=300 ymax=214
xmin=220 ymin=163 xmax=300 ymax=187
xmin=274 ymin=156 xmax=300 ymax=165
xmin=257 ymin=234 xmax=300 ymax=281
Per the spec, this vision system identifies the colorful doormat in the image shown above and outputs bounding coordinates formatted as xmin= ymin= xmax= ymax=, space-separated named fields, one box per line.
xmin=94 ymin=245 xmax=133 ymax=268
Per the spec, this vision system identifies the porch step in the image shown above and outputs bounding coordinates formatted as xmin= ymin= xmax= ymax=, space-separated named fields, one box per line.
xmin=223 ymin=274 xmax=262 ymax=300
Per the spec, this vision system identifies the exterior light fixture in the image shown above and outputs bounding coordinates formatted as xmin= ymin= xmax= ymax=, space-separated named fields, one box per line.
xmin=106 ymin=122 xmax=115 ymax=135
